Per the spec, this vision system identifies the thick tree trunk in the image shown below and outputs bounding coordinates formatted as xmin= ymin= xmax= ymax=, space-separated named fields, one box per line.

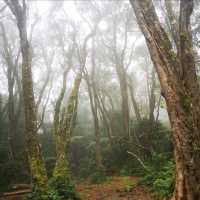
xmin=53 ymin=134 xmax=70 ymax=178
xmin=166 ymin=85 xmax=200 ymax=200
xmin=130 ymin=0 xmax=200 ymax=199
xmin=20 ymin=16 xmax=48 ymax=191
xmin=5 ymin=0 xmax=48 ymax=189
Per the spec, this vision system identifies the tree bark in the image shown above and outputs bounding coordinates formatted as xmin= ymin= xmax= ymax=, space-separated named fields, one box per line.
xmin=129 ymin=0 xmax=200 ymax=199
xmin=85 ymin=72 xmax=103 ymax=169
xmin=148 ymin=69 xmax=156 ymax=123
xmin=116 ymin=64 xmax=130 ymax=139
xmin=112 ymin=16 xmax=130 ymax=139
xmin=53 ymin=71 xmax=82 ymax=178
xmin=128 ymin=80 xmax=141 ymax=122
xmin=4 ymin=0 xmax=48 ymax=189
xmin=98 ymin=93 xmax=114 ymax=145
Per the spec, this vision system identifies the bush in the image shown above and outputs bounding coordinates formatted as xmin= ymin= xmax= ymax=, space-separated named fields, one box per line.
xmin=24 ymin=186 xmax=59 ymax=200
xmin=139 ymin=154 xmax=175 ymax=200
xmin=90 ymin=167 xmax=107 ymax=184
xmin=25 ymin=176 xmax=80 ymax=200
xmin=49 ymin=176 xmax=80 ymax=200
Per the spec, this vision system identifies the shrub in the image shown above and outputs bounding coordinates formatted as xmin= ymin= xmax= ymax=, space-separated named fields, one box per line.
xmin=25 ymin=176 xmax=80 ymax=200
xmin=49 ymin=176 xmax=80 ymax=200
xmin=139 ymin=154 xmax=175 ymax=200
xmin=90 ymin=167 xmax=107 ymax=184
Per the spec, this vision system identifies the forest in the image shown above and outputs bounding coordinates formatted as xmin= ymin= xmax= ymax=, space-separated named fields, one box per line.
xmin=0 ymin=0 xmax=200 ymax=200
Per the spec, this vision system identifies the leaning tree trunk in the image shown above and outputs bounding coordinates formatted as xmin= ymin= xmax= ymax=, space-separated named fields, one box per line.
xmin=53 ymin=71 xmax=82 ymax=178
xmin=5 ymin=0 xmax=48 ymax=189
xmin=129 ymin=0 xmax=200 ymax=199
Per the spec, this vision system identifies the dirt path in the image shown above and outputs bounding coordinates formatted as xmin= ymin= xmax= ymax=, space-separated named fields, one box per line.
xmin=77 ymin=176 xmax=153 ymax=200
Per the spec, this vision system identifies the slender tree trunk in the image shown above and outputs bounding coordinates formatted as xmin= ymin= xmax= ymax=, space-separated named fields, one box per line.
xmin=95 ymin=90 xmax=113 ymax=146
xmin=148 ymin=69 xmax=156 ymax=123
xmin=116 ymin=64 xmax=130 ymax=138
xmin=98 ymin=93 xmax=114 ymax=145
xmin=0 ymin=22 xmax=17 ymax=160
xmin=86 ymin=78 xmax=103 ymax=169
xmin=128 ymin=82 xmax=141 ymax=122
xmin=85 ymin=37 xmax=104 ymax=169
xmin=7 ymin=74 xmax=16 ymax=160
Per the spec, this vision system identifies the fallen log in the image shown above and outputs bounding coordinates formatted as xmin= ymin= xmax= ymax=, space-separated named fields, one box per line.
xmin=11 ymin=184 xmax=31 ymax=190
xmin=0 ymin=189 xmax=31 ymax=197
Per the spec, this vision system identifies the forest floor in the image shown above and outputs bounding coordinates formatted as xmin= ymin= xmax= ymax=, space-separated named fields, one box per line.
xmin=0 ymin=176 xmax=152 ymax=200
xmin=77 ymin=176 xmax=153 ymax=200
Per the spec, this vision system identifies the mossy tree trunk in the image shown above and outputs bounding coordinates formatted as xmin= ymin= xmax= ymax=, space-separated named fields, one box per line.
xmin=130 ymin=0 xmax=200 ymax=199
xmin=53 ymin=70 xmax=82 ymax=178
xmin=4 ymin=0 xmax=48 ymax=189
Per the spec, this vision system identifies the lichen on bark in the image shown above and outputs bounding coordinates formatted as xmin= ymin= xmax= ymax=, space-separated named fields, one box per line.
xmin=53 ymin=71 xmax=82 ymax=179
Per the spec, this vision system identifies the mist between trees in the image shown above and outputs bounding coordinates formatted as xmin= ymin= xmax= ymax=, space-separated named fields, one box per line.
xmin=0 ymin=1 xmax=200 ymax=200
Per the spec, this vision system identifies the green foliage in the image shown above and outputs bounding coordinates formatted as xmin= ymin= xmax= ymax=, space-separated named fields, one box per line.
xmin=139 ymin=154 xmax=175 ymax=200
xmin=49 ymin=176 xmax=80 ymax=200
xmin=119 ymin=168 xmax=130 ymax=177
xmin=69 ymin=118 xmax=172 ymax=180
xmin=102 ymin=137 xmax=130 ymax=174
xmin=90 ymin=167 xmax=107 ymax=184
xmin=25 ymin=176 xmax=80 ymax=200
xmin=132 ymin=119 xmax=172 ymax=156
xmin=24 ymin=185 xmax=59 ymax=200
xmin=122 ymin=177 xmax=137 ymax=192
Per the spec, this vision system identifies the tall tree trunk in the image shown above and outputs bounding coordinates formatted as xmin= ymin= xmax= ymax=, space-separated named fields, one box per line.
xmin=53 ymin=68 xmax=69 ymax=178
xmin=112 ymin=16 xmax=130 ymax=139
xmin=0 ymin=22 xmax=17 ymax=160
xmin=130 ymin=0 xmax=200 ymax=199
xmin=5 ymin=0 xmax=48 ymax=189
xmin=7 ymin=70 xmax=16 ymax=160
xmin=86 ymin=76 xmax=103 ymax=169
xmin=116 ymin=64 xmax=130 ymax=138
xmin=53 ymin=71 xmax=82 ymax=178
xmin=85 ymin=37 xmax=104 ymax=169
